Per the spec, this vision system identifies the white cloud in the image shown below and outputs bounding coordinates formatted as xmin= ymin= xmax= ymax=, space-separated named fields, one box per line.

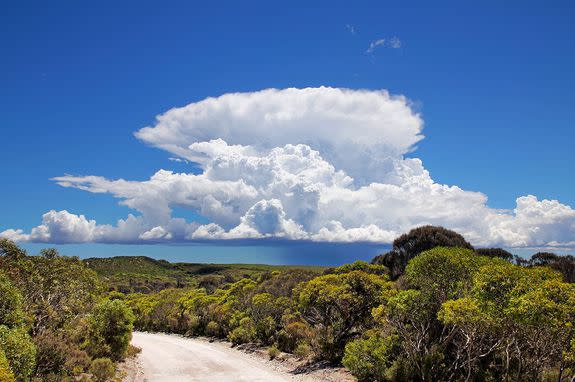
xmin=168 ymin=157 xmax=189 ymax=164
xmin=134 ymin=87 xmax=423 ymax=186
xmin=0 ymin=229 xmax=30 ymax=242
xmin=139 ymin=226 xmax=173 ymax=241
xmin=27 ymin=210 xmax=98 ymax=243
xmin=346 ymin=24 xmax=356 ymax=35
xmin=388 ymin=37 xmax=401 ymax=49
xmin=366 ymin=39 xmax=386 ymax=53
xmin=366 ymin=37 xmax=402 ymax=53
xmin=2 ymin=87 xmax=574 ymax=249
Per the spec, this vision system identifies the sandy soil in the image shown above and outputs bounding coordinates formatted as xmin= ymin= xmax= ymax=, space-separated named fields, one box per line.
xmin=120 ymin=332 xmax=354 ymax=382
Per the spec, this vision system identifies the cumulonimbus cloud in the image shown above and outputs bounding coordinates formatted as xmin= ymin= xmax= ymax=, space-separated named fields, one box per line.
xmin=2 ymin=87 xmax=574 ymax=248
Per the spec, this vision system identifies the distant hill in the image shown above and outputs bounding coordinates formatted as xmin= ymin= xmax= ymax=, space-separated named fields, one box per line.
xmin=84 ymin=256 xmax=181 ymax=277
xmin=83 ymin=256 xmax=327 ymax=294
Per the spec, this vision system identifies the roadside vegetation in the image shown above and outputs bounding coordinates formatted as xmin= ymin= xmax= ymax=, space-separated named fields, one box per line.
xmin=1 ymin=226 xmax=575 ymax=381
xmin=0 ymin=239 xmax=134 ymax=381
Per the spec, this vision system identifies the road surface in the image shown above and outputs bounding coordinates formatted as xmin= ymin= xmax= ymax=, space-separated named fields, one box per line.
xmin=127 ymin=331 xmax=307 ymax=382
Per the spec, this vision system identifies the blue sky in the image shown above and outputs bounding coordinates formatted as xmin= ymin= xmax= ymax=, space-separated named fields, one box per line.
xmin=1 ymin=1 xmax=574 ymax=263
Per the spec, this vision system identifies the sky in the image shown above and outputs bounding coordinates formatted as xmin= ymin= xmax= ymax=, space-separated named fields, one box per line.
xmin=1 ymin=1 xmax=574 ymax=263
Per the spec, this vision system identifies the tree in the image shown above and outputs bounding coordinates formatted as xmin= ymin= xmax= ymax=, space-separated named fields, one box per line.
xmin=0 ymin=246 xmax=102 ymax=335
xmin=372 ymin=226 xmax=474 ymax=279
xmin=405 ymin=247 xmax=491 ymax=304
xmin=86 ymin=300 xmax=135 ymax=361
xmin=530 ymin=252 xmax=559 ymax=266
xmin=373 ymin=247 xmax=493 ymax=381
xmin=0 ymin=239 xmax=26 ymax=260
xmin=438 ymin=261 xmax=572 ymax=381
xmin=530 ymin=252 xmax=575 ymax=283
xmin=506 ymin=278 xmax=575 ymax=380
xmin=438 ymin=297 xmax=499 ymax=380
xmin=296 ymin=270 xmax=391 ymax=362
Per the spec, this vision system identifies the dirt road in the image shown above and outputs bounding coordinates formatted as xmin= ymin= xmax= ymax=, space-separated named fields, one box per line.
xmin=125 ymin=332 xmax=320 ymax=382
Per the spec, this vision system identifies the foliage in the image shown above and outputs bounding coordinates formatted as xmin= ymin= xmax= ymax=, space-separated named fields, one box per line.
xmin=267 ymin=344 xmax=280 ymax=360
xmin=475 ymin=247 xmax=513 ymax=261
xmin=296 ymin=270 xmax=391 ymax=362
xmin=329 ymin=260 xmax=389 ymax=276
xmin=4 ymin=229 xmax=575 ymax=382
xmin=529 ymin=252 xmax=575 ymax=283
xmin=228 ymin=316 xmax=257 ymax=345
xmin=0 ymin=240 xmax=121 ymax=380
xmin=33 ymin=329 xmax=90 ymax=378
xmin=0 ymin=347 xmax=15 ymax=382
xmin=343 ymin=334 xmax=400 ymax=382
xmin=372 ymin=226 xmax=474 ymax=279
xmin=0 ymin=326 xmax=36 ymax=382
xmin=85 ymin=256 xmax=326 ymax=294
xmin=0 ymin=273 xmax=25 ymax=329
xmin=0 ymin=245 xmax=102 ymax=335
xmin=85 ymin=300 xmax=135 ymax=361
xmin=88 ymin=358 xmax=116 ymax=382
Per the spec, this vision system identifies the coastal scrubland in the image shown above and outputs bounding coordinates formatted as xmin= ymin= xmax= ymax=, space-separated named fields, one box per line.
xmin=1 ymin=226 xmax=575 ymax=381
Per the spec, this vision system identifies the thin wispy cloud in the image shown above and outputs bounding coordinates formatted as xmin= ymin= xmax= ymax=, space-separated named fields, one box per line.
xmin=169 ymin=157 xmax=190 ymax=164
xmin=388 ymin=36 xmax=401 ymax=48
xmin=366 ymin=37 xmax=402 ymax=53
xmin=366 ymin=39 xmax=386 ymax=53
xmin=346 ymin=24 xmax=356 ymax=35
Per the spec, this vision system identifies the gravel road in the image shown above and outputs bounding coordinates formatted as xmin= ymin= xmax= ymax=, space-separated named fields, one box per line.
xmin=126 ymin=332 xmax=315 ymax=382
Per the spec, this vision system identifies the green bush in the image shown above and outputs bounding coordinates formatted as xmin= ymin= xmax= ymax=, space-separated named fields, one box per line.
xmin=277 ymin=320 xmax=313 ymax=353
xmin=343 ymin=334 xmax=400 ymax=382
xmin=293 ymin=341 xmax=312 ymax=358
xmin=0 ymin=347 xmax=15 ymax=382
xmin=0 ymin=273 xmax=25 ymax=329
xmin=205 ymin=321 xmax=220 ymax=337
xmin=267 ymin=344 xmax=280 ymax=360
xmin=228 ymin=317 xmax=256 ymax=345
xmin=0 ymin=326 xmax=36 ymax=382
xmin=86 ymin=300 xmax=135 ymax=361
xmin=33 ymin=330 xmax=91 ymax=377
xmin=297 ymin=270 xmax=391 ymax=362
xmin=88 ymin=358 xmax=116 ymax=382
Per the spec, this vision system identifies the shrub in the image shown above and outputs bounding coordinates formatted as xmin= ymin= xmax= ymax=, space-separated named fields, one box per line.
xmin=297 ymin=270 xmax=391 ymax=362
xmin=33 ymin=331 xmax=70 ymax=377
xmin=343 ymin=334 xmax=400 ymax=382
xmin=293 ymin=341 xmax=312 ymax=358
xmin=125 ymin=345 xmax=141 ymax=359
xmin=255 ymin=316 xmax=276 ymax=344
xmin=0 ymin=325 xmax=36 ymax=382
xmin=267 ymin=344 xmax=280 ymax=360
xmin=0 ymin=273 xmax=25 ymax=328
xmin=88 ymin=358 xmax=115 ymax=382
xmin=277 ymin=321 xmax=313 ymax=353
xmin=86 ymin=300 xmax=135 ymax=361
xmin=205 ymin=321 xmax=220 ymax=337
xmin=228 ymin=317 xmax=256 ymax=345
xmin=0 ymin=347 xmax=15 ymax=382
